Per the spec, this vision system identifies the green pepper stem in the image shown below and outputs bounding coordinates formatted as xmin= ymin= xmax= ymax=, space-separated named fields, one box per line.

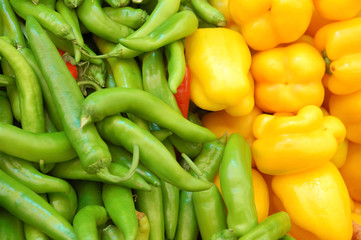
xmin=322 ymin=50 xmax=332 ymax=75
xmin=181 ymin=153 xmax=209 ymax=183
xmin=126 ymin=144 xmax=139 ymax=180
xmin=77 ymin=80 xmax=103 ymax=91
xmin=96 ymin=167 xmax=134 ymax=183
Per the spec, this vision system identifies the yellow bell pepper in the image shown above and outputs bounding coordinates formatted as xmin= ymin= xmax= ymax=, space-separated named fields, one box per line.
xmin=184 ymin=28 xmax=254 ymax=116
xmin=354 ymin=201 xmax=361 ymax=215
xmin=250 ymin=42 xmax=325 ymax=114
xmin=201 ymin=106 xmax=262 ymax=145
xmin=314 ymin=17 xmax=361 ymax=95
xmin=228 ymin=0 xmax=313 ymax=51
xmin=267 ymin=178 xmax=321 ymax=240
xmin=352 ymin=213 xmax=361 ymax=225
xmin=321 ymin=107 xmax=349 ymax=168
xmin=339 ymin=141 xmax=361 ymax=202
xmin=313 ymin=0 xmax=361 ymax=21
xmin=252 ymin=105 xmax=346 ymax=175
xmin=214 ymin=168 xmax=269 ymax=223
xmin=305 ymin=6 xmax=334 ymax=37
xmin=328 ymin=90 xmax=361 ymax=143
xmin=272 ymin=162 xmax=353 ymax=240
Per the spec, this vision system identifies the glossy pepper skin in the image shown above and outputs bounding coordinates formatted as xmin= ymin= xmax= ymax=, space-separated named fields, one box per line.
xmin=228 ymin=0 xmax=313 ymax=51
xmin=201 ymin=106 xmax=262 ymax=145
xmin=313 ymin=0 xmax=361 ymax=21
xmin=339 ymin=141 xmax=361 ymax=202
xmin=251 ymin=42 xmax=325 ymax=114
xmin=272 ymin=162 xmax=353 ymax=240
xmin=184 ymin=28 xmax=254 ymax=116
xmin=219 ymin=133 xmax=258 ymax=237
xmin=252 ymin=105 xmax=346 ymax=175
xmin=328 ymin=89 xmax=361 ymax=144
xmin=315 ymin=18 xmax=361 ymax=95
xmin=214 ymin=167 xmax=269 ymax=224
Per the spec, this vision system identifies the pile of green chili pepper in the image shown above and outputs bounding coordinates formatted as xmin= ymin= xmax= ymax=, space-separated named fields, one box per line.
xmin=0 ymin=0 xmax=294 ymax=239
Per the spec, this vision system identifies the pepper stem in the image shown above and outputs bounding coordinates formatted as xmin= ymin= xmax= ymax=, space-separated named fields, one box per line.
xmin=322 ymin=50 xmax=332 ymax=75
xmin=181 ymin=153 xmax=208 ymax=182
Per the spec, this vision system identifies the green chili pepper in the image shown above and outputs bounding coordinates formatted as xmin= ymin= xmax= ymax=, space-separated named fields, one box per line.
xmin=26 ymin=16 xmax=120 ymax=183
xmin=174 ymin=190 xmax=199 ymax=240
xmin=238 ymin=211 xmax=292 ymax=240
xmin=48 ymin=184 xmax=78 ymax=223
xmin=55 ymin=0 xmax=83 ymax=63
xmin=0 ymin=91 xmax=13 ymax=124
xmin=0 ymin=169 xmax=77 ymax=240
xmin=0 ymin=151 xmax=70 ymax=193
xmin=102 ymin=224 xmax=125 ymax=240
xmin=190 ymin=0 xmax=226 ymax=27
xmin=93 ymin=35 xmax=149 ymax=130
xmin=168 ymin=112 xmax=203 ymax=158
xmin=44 ymin=109 xmax=58 ymax=133
xmin=161 ymin=138 xmax=180 ymax=240
xmin=119 ymin=10 xmax=198 ymax=52
xmin=19 ymin=47 xmax=63 ymax=131
xmin=210 ymin=229 xmax=237 ymax=240
xmin=73 ymin=180 xmax=103 ymax=210
xmin=193 ymin=185 xmax=227 ymax=240
xmin=130 ymin=0 xmax=180 ymax=38
xmin=219 ymin=133 xmax=258 ymax=237
xmin=135 ymin=185 xmax=165 ymax=240
xmin=0 ymin=37 xmax=45 ymax=133
xmin=10 ymin=0 xmax=75 ymax=40
xmin=150 ymin=128 xmax=173 ymax=141
xmin=24 ymin=194 xmax=50 ymax=240
xmin=73 ymin=205 xmax=109 ymax=240
xmin=80 ymin=88 xmax=216 ymax=143
xmin=0 ymin=207 xmax=25 ymax=240
xmin=142 ymin=49 xmax=181 ymax=113
xmin=104 ymin=0 xmax=129 ymax=8
xmin=0 ymin=59 xmax=20 ymax=122
xmin=165 ymin=39 xmax=186 ymax=94
xmin=96 ymin=115 xmax=213 ymax=192
xmin=49 ymin=159 xmax=152 ymax=191
xmin=24 ymin=193 xmax=51 ymax=240
xmin=0 ymin=122 xmax=77 ymax=162
xmin=103 ymin=6 xmax=148 ymax=29
xmin=76 ymin=0 xmax=134 ymax=43
xmin=142 ymin=51 xmax=202 ymax=157
xmin=24 ymin=224 xmax=50 ymax=240
xmin=104 ymin=61 xmax=117 ymax=88
xmin=108 ymin=143 xmax=161 ymax=187
xmin=0 ymin=0 xmax=26 ymax=47
xmin=79 ymin=0 xmax=180 ymax=59
xmin=103 ymin=184 xmax=139 ymax=240
xmin=189 ymin=135 xmax=228 ymax=240
xmin=136 ymin=211 xmax=150 ymax=240
xmin=39 ymin=0 xmax=56 ymax=9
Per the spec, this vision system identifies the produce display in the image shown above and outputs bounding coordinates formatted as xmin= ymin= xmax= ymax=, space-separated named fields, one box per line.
xmin=0 ymin=0 xmax=361 ymax=239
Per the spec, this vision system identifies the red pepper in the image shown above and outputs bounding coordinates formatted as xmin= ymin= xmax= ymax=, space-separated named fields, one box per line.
xmin=57 ymin=49 xmax=78 ymax=80
xmin=174 ymin=66 xmax=190 ymax=118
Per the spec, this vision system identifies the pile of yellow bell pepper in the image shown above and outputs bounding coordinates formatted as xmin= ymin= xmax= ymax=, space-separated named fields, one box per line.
xmin=184 ymin=0 xmax=361 ymax=239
